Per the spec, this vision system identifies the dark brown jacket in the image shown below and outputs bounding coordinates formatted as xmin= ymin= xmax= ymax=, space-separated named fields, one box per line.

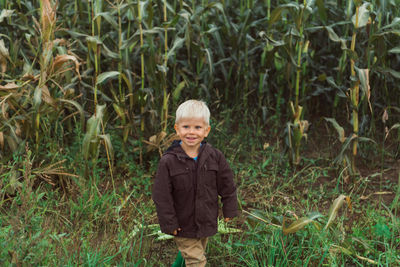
xmin=152 ymin=141 xmax=238 ymax=238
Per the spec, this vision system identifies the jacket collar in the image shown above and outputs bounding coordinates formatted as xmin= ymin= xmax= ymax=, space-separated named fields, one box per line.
xmin=165 ymin=140 xmax=209 ymax=162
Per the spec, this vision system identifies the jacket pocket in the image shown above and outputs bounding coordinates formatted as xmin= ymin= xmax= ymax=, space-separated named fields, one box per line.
xmin=204 ymin=163 xmax=218 ymax=187
xmin=170 ymin=167 xmax=189 ymax=191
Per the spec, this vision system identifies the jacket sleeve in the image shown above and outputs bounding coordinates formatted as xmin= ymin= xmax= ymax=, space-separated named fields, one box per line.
xmin=152 ymin=157 xmax=180 ymax=234
xmin=216 ymin=152 xmax=238 ymax=218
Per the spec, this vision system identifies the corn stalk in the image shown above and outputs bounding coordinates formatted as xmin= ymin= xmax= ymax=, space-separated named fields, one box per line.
xmin=287 ymin=0 xmax=311 ymax=165
xmin=138 ymin=0 xmax=145 ymax=132
xmin=349 ymin=3 xmax=360 ymax=173
xmin=349 ymin=1 xmax=371 ymax=172
xmin=36 ymin=0 xmax=57 ymax=152
xmin=161 ymin=0 xmax=169 ymax=132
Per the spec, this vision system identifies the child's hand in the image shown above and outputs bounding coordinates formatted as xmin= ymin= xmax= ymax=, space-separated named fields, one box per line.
xmin=224 ymin=218 xmax=232 ymax=223
xmin=172 ymin=228 xmax=181 ymax=235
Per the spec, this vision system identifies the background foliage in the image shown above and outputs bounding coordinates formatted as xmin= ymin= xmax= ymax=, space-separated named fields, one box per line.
xmin=0 ymin=0 xmax=399 ymax=265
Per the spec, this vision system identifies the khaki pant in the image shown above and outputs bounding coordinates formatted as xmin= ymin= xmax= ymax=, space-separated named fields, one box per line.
xmin=174 ymin=237 xmax=209 ymax=267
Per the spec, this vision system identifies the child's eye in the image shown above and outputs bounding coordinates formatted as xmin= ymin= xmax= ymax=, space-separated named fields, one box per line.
xmin=183 ymin=125 xmax=189 ymax=128
xmin=195 ymin=126 xmax=202 ymax=129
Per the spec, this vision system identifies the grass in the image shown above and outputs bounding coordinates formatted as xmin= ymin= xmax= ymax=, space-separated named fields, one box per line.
xmin=0 ymin=128 xmax=399 ymax=266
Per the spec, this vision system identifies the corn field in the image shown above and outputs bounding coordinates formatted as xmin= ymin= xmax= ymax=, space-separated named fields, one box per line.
xmin=1 ymin=0 xmax=400 ymax=265
xmin=0 ymin=0 xmax=400 ymax=165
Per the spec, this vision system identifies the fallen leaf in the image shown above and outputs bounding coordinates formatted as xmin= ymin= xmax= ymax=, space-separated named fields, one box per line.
xmin=0 ymin=82 xmax=19 ymax=90
xmin=360 ymin=191 xmax=392 ymax=200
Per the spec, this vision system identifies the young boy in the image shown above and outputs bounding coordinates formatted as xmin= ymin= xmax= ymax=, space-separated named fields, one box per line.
xmin=152 ymin=100 xmax=238 ymax=266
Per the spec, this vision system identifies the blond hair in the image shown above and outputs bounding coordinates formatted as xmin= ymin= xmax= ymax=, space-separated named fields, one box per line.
xmin=175 ymin=100 xmax=210 ymax=125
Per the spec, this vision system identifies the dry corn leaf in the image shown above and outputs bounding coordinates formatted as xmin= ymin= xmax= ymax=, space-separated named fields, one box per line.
xmin=283 ymin=212 xmax=323 ymax=235
xmin=382 ymin=109 xmax=388 ymax=123
xmin=8 ymin=250 xmax=18 ymax=264
xmin=355 ymin=255 xmax=378 ymax=265
xmin=360 ymin=191 xmax=392 ymax=200
xmin=15 ymin=122 xmax=21 ymax=137
xmin=52 ymin=54 xmax=81 ymax=79
xmin=41 ymin=85 xmax=55 ymax=106
xmin=0 ymin=39 xmax=9 ymax=73
xmin=324 ymin=195 xmax=351 ymax=230
xmin=0 ymin=82 xmax=19 ymax=90
xmin=263 ymin=143 xmax=270 ymax=150
xmin=157 ymin=131 xmax=167 ymax=143
xmin=1 ymin=101 xmax=9 ymax=119
xmin=331 ymin=245 xmax=378 ymax=265
xmin=41 ymin=0 xmax=56 ymax=41
xmin=149 ymin=134 xmax=157 ymax=144
xmin=144 ymin=131 xmax=167 ymax=152
xmin=0 ymin=131 xmax=4 ymax=150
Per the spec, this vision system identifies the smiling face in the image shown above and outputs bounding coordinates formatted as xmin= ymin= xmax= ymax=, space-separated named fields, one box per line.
xmin=174 ymin=117 xmax=211 ymax=153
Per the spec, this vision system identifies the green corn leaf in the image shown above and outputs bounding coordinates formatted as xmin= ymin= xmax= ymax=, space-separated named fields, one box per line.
xmin=269 ymin=4 xmax=299 ymax=27
xmin=82 ymin=104 xmax=106 ymax=161
xmin=173 ymin=81 xmax=185 ymax=102
xmin=334 ymin=134 xmax=356 ymax=165
xmin=206 ymin=2 xmax=225 ymax=14
xmin=0 ymin=9 xmax=13 ymax=23
xmin=203 ymin=48 xmax=213 ymax=75
xmin=138 ymin=0 xmax=147 ymax=21
xmin=379 ymin=17 xmax=400 ymax=31
xmin=316 ymin=0 xmax=327 ymax=23
xmin=324 ymin=195 xmax=351 ymax=230
xmin=86 ymin=35 xmax=103 ymax=46
xmin=324 ymin=118 xmax=345 ymax=142
xmin=6 ymin=169 xmax=22 ymax=194
xmin=166 ymin=37 xmax=185 ymax=60
xmin=63 ymin=30 xmax=89 ymax=38
xmin=388 ymin=123 xmax=400 ymax=134
xmin=121 ymin=72 xmax=133 ymax=97
xmin=94 ymin=12 xmax=118 ymax=30
xmin=33 ymin=87 xmax=42 ymax=108
xmin=269 ymin=6 xmax=285 ymax=26
xmin=293 ymin=127 xmax=303 ymax=144
xmin=99 ymin=134 xmax=114 ymax=163
xmin=133 ymin=27 xmax=166 ymax=37
xmin=352 ymin=3 xmax=370 ymax=28
xmin=82 ymin=121 xmax=99 ymax=161
xmin=389 ymin=46 xmax=400 ymax=54
xmin=218 ymin=219 xmax=242 ymax=234
xmin=155 ymin=231 xmax=174 ymax=241
xmin=121 ymin=28 xmax=167 ymax=50
xmin=355 ymin=67 xmax=371 ymax=112
xmin=283 ymin=212 xmax=323 ymax=235
xmin=59 ymin=99 xmax=85 ymax=129
xmin=96 ymin=71 xmax=120 ymax=85
xmin=4 ymin=134 xmax=17 ymax=152
xmin=324 ymin=26 xmax=347 ymax=49
xmin=386 ymin=69 xmax=400 ymax=79
xmin=101 ymin=43 xmax=119 ymax=59
xmin=112 ymin=103 xmax=126 ymax=123
xmin=120 ymin=36 xmax=138 ymax=50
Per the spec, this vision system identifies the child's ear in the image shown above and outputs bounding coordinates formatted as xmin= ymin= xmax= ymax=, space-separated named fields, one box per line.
xmin=174 ymin=124 xmax=178 ymax=132
xmin=205 ymin=125 xmax=211 ymax=137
